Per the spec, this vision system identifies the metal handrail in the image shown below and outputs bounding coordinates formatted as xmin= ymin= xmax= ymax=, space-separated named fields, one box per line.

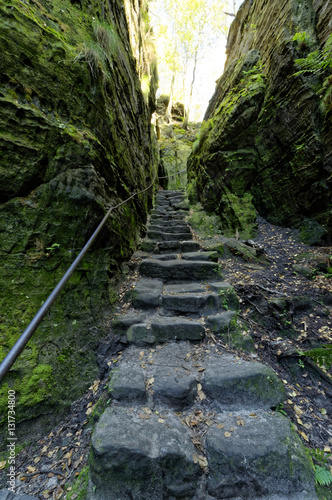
xmin=0 ymin=167 xmax=188 ymax=382
xmin=0 ymin=176 xmax=157 ymax=382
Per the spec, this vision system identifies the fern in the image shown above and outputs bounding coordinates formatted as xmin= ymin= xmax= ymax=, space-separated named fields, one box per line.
xmin=293 ymin=33 xmax=332 ymax=77
xmin=305 ymin=344 xmax=332 ymax=371
xmin=315 ymin=465 xmax=332 ymax=486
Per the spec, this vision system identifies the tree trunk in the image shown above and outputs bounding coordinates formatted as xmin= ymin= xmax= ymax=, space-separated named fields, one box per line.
xmin=165 ymin=71 xmax=175 ymax=123
xmin=183 ymin=49 xmax=198 ymax=129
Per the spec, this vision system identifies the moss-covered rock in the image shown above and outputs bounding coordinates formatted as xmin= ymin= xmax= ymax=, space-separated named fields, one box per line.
xmin=0 ymin=0 xmax=157 ymax=441
xmin=187 ymin=0 xmax=332 ymax=243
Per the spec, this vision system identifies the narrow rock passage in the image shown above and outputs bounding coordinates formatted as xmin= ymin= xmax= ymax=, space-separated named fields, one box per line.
xmin=87 ymin=190 xmax=318 ymax=500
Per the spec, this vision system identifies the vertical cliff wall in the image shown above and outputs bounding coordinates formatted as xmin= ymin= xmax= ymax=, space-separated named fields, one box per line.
xmin=0 ymin=0 xmax=157 ymax=432
xmin=187 ymin=0 xmax=332 ymax=243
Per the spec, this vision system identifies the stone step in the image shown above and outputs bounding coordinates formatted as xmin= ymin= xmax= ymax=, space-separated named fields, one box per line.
xmin=201 ymin=352 xmax=284 ymax=410
xmin=146 ymin=253 xmax=179 ymax=261
xmin=139 ymin=259 xmax=221 ymax=281
xmin=147 ymin=230 xmax=192 ymax=241
xmin=205 ymin=311 xmax=254 ymax=351
xmin=132 ymin=278 xmax=163 ymax=309
xmin=89 ymin=406 xmax=200 ymax=499
xmin=89 ymin=342 xmax=316 ymax=499
xmin=151 ymin=214 xmax=186 ymax=222
xmin=107 ymin=342 xmax=284 ymax=412
xmin=140 ymin=240 xmax=201 ymax=254
xmin=162 ymin=292 xmax=220 ymax=313
xmin=205 ymin=410 xmax=316 ymax=499
xmin=148 ymin=224 xmax=191 ymax=234
xmin=149 ymin=219 xmax=189 ymax=228
xmin=126 ymin=317 xmax=205 ymax=345
xmin=108 ymin=343 xmax=198 ymax=409
xmin=182 ymin=250 xmax=218 ymax=262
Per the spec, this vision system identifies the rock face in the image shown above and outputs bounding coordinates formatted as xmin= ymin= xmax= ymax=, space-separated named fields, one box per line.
xmin=0 ymin=0 xmax=157 ymax=434
xmin=187 ymin=0 xmax=332 ymax=243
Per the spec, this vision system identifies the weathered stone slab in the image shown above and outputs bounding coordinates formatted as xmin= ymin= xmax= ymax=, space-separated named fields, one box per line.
xmin=164 ymin=283 xmax=207 ymax=294
xmin=182 ymin=251 xmax=219 ymax=262
xmin=148 ymin=230 xmax=192 ymax=241
xmin=155 ymin=241 xmax=181 ymax=253
xmin=109 ymin=363 xmax=146 ymax=401
xmin=152 ymin=366 xmax=197 ymax=409
xmin=206 ymin=412 xmax=316 ymax=499
xmin=162 ymin=292 xmax=219 ymax=313
xmin=126 ymin=323 xmax=156 ymax=345
xmin=181 ymin=241 xmax=201 ymax=252
xmin=205 ymin=311 xmax=237 ymax=333
xmin=201 ymin=353 xmax=285 ymax=410
xmin=112 ymin=312 xmax=147 ymax=334
xmin=149 ymin=253 xmax=179 ymax=260
xmin=89 ymin=407 xmax=200 ymax=500
xmin=132 ymin=278 xmax=163 ymax=309
xmin=151 ymin=220 xmax=190 ymax=228
xmin=149 ymin=224 xmax=191 ymax=234
xmin=139 ymin=259 xmax=221 ymax=281
xmin=151 ymin=317 xmax=205 ymax=341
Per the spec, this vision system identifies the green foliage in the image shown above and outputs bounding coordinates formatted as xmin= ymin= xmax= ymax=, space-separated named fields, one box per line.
xmin=66 ymin=465 xmax=89 ymax=499
xmin=292 ymin=31 xmax=312 ymax=50
xmin=216 ymin=61 xmax=266 ymax=118
xmin=304 ymin=344 xmax=332 ymax=371
xmin=293 ymin=34 xmax=332 ymax=115
xmin=294 ymin=34 xmax=332 ymax=76
xmin=315 ymin=466 xmax=332 ymax=486
xmin=275 ymin=402 xmax=287 ymax=416
xmin=187 ymin=203 xmax=223 ymax=238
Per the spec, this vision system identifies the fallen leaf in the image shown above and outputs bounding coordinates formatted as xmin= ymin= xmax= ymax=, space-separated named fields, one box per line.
xmin=139 ymin=413 xmax=150 ymax=420
xmin=321 ymin=408 xmax=327 ymax=415
xmin=324 ymin=446 xmax=331 ymax=453
xmin=158 ymin=418 xmax=165 ymax=424
xmin=34 ymin=457 xmax=41 ymax=464
xmin=41 ymin=445 xmax=48 ymax=454
xmin=198 ymin=389 xmax=206 ymax=401
xmin=216 ymin=423 xmax=224 ymax=429
xmin=224 ymin=431 xmax=232 ymax=438
xmin=298 ymin=430 xmax=309 ymax=442
xmin=86 ymin=406 xmax=94 ymax=416
xmin=294 ymin=405 xmax=303 ymax=416
xmin=148 ymin=377 xmax=154 ymax=385
xmin=0 ymin=461 xmax=6 ymax=470
xmin=27 ymin=466 xmax=37 ymax=473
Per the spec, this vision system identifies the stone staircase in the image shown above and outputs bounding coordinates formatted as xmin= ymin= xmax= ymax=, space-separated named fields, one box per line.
xmin=0 ymin=190 xmax=317 ymax=499
xmin=87 ymin=190 xmax=317 ymax=499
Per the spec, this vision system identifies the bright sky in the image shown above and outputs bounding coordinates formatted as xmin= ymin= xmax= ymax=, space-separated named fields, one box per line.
xmin=152 ymin=0 xmax=243 ymax=121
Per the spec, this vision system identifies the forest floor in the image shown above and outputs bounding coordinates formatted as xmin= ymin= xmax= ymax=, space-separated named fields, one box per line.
xmin=1 ymin=208 xmax=331 ymax=500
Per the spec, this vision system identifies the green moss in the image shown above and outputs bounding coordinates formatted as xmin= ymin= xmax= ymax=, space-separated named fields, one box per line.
xmin=66 ymin=465 xmax=89 ymax=500
xmin=187 ymin=203 xmax=223 ymax=239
